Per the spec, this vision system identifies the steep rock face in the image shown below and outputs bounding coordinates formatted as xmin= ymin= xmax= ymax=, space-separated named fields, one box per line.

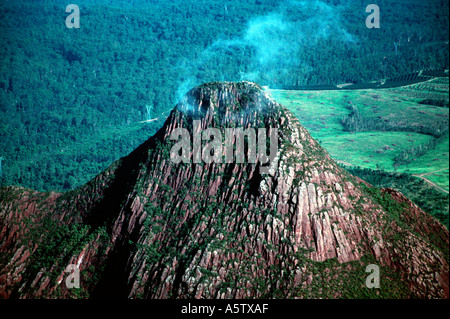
xmin=0 ymin=82 xmax=448 ymax=299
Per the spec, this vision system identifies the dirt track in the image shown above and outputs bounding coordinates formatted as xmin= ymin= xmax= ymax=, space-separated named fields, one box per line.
xmin=413 ymin=169 xmax=449 ymax=194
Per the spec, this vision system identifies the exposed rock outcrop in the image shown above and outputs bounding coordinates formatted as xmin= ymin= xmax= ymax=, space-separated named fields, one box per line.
xmin=1 ymin=82 xmax=448 ymax=299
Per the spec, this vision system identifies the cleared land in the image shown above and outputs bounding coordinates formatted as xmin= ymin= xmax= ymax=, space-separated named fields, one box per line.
xmin=271 ymin=76 xmax=449 ymax=192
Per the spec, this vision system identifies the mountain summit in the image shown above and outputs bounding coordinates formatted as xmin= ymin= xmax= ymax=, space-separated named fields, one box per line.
xmin=1 ymin=82 xmax=448 ymax=299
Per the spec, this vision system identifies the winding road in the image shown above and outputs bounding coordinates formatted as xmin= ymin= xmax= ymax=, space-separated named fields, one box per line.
xmin=413 ymin=168 xmax=449 ymax=194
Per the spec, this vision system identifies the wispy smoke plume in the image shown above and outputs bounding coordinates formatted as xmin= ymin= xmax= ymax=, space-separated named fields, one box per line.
xmin=175 ymin=0 xmax=357 ymax=101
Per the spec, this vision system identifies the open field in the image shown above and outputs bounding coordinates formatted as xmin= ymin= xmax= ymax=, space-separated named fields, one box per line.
xmin=271 ymin=76 xmax=449 ymax=192
xmin=319 ymin=131 xmax=434 ymax=171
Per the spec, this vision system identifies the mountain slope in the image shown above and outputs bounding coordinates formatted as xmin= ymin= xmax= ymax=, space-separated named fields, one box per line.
xmin=1 ymin=82 xmax=448 ymax=299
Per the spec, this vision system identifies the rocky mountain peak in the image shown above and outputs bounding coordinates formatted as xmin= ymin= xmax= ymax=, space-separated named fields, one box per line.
xmin=0 ymin=82 xmax=448 ymax=299
xmin=176 ymin=81 xmax=275 ymax=123
xmin=161 ymin=81 xmax=282 ymax=146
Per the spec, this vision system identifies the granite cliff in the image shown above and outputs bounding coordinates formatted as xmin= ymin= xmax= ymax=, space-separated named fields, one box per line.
xmin=1 ymin=82 xmax=448 ymax=299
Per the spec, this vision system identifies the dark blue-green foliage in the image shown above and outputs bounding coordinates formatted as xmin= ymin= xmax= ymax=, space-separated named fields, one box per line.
xmin=0 ymin=0 xmax=448 ymax=191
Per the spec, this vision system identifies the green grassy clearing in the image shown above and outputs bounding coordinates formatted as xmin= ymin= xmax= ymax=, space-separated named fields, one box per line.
xmin=270 ymin=77 xmax=449 ymax=191
xmin=320 ymin=131 xmax=434 ymax=171
xmin=397 ymin=138 xmax=449 ymax=192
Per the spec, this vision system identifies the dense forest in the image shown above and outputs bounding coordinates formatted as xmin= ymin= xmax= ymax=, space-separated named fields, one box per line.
xmin=0 ymin=0 xmax=449 ymax=192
